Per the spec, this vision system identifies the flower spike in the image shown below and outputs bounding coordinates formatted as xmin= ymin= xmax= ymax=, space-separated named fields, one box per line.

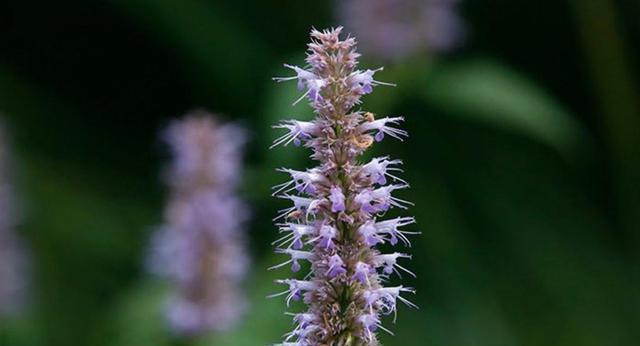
xmin=270 ymin=28 xmax=418 ymax=345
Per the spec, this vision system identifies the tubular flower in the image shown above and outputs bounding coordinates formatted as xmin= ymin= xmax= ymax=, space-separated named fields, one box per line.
xmin=270 ymin=28 xmax=419 ymax=345
xmin=0 ymin=125 xmax=28 ymax=317
xmin=148 ymin=112 xmax=249 ymax=335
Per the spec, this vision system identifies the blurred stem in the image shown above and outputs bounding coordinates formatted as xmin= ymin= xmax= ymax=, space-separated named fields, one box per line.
xmin=570 ymin=0 xmax=640 ymax=254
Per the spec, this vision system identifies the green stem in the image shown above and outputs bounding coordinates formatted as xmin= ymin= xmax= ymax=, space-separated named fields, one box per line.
xmin=570 ymin=0 xmax=640 ymax=255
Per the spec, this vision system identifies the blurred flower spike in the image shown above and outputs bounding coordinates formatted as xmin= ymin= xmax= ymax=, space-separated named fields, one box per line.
xmin=340 ymin=0 xmax=465 ymax=61
xmin=148 ymin=112 xmax=249 ymax=335
xmin=0 ymin=124 xmax=28 ymax=317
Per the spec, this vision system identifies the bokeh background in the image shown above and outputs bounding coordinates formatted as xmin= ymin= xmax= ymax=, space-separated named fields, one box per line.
xmin=0 ymin=1 xmax=639 ymax=345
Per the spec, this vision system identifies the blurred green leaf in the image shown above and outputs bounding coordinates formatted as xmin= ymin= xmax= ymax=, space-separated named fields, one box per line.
xmin=401 ymin=111 xmax=639 ymax=346
xmin=107 ymin=0 xmax=271 ymax=112
xmin=92 ymin=280 xmax=170 ymax=346
xmin=0 ymin=311 xmax=44 ymax=346
xmin=101 ymin=255 xmax=290 ymax=346
xmin=423 ymin=60 xmax=591 ymax=158
xmin=17 ymin=155 xmax=158 ymax=346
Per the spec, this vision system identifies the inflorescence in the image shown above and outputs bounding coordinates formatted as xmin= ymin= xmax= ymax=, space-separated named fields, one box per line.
xmin=149 ymin=112 xmax=249 ymax=335
xmin=0 ymin=125 xmax=28 ymax=317
xmin=269 ymin=27 xmax=419 ymax=346
xmin=339 ymin=0 xmax=464 ymax=61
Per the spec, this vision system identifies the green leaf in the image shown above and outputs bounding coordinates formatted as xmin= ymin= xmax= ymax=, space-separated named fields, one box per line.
xmin=92 ymin=280 xmax=171 ymax=346
xmin=107 ymin=0 xmax=271 ymax=108
xmin=423 ymin=60 xmax=591 ymax=158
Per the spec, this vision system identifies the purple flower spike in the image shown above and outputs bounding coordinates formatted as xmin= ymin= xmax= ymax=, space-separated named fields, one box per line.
xmin=148 ymin=112 xmax=249 ymax=336
xmin=270 ymin=28 xmax=418 ymax=345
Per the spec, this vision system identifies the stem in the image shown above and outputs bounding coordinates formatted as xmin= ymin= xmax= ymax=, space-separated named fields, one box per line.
xmin=570 ymin=0 xmax=640 ymax=255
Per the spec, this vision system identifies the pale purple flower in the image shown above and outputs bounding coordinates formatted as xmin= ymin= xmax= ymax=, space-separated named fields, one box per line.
xmin=354 ymin=184 xmax=413 ymax=215
xmin=274 ymin=64 xmax=318 ymax=91
xmin=0 ymin=125 xmax=28 ymax=317
xmin=270 ymin=120 xmax=321 ymax=149
xmin=359 ymin=313 xmax=380 ymax=332
xmin=329 ymin=186 xmax=346 ymax=213
xmin=357 ymin=116 xmax=408 ymax=142
xmin=365 ymin=286 xmax=418 ymax=312
xmin=349 ymin=68 xmax=396 ymax=94
xmin=360 ymin=156 xmax=406 ymax=185
xmin=372 ymin=253 xmax=415 ymax=277
xmin=148 ymin=112 xmax=249 ymax=335
xmin=272 ymin=168 xmax=327 ymax=196
xmin=352 ymin=262 xmax=373 ymax=284
xmin=269 ymin=28 xmax=419 ymax=345
xmin=339 ymin=0 xmax=465 ymax=61
xmin=313 ymin=224 xmax=337 ymax=249
xmin=270 ymin=279 xmax=318 ymax=306
xmin=275 ymin=194 xmax=323 ymax=220
xmin=274 ymin=64 xmax=328 ymax=105
xmin=371 ymin=216 xmax=418 ymax=246
xmin=273 ymin=223 xmax=316 ymax=250
xmin=271 ymin=249 xmax=314 ymax=273
xmin=274 ymin=223 xmax=319 ymax=250
xmin=358 ymin=220 xmax=385 ymax=246
xmin=293 ymin=312 xmax=317 ymax=329
xmin=325 ymin=254 xmax=347 ymax=278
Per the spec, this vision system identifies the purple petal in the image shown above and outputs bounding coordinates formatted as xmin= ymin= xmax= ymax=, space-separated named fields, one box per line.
xmin=291 ymin=260 xmax=301 ymax=272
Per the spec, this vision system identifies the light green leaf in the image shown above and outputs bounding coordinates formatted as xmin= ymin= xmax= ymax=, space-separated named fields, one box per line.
xmin=424 ymin=60 xmax=591 ymax=158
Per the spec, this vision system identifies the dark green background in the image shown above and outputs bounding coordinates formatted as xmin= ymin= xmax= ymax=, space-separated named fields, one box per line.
xmin=0 ymin=1 xmax=638 ymax=345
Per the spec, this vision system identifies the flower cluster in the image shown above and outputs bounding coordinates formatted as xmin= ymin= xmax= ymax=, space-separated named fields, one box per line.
xmin=270 ymin=27 xmax=418 ymax=345
xmin=0 ymin=125 xmax=28 ymax=317
xmin=148 ymin=112 xmax=249 ymax=335
xmin=339 ymin=0 xmax=464 ymax=61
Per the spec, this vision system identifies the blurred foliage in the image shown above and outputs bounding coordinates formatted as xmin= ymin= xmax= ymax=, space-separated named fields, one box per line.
xmin=424 ymin=60 xmax=591 ymax=157
xmin=0 ymin=1 xmax=639 ymax=346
